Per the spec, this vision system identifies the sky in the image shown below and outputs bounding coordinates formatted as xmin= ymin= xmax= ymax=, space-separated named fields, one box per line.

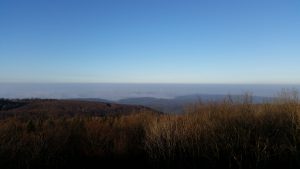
xmin=0 ymin=0 xmax=299 ymax=84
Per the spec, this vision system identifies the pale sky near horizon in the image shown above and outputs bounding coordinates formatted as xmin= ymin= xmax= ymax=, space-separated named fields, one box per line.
xmin=1 ymin=0 xmax=299 ymax=84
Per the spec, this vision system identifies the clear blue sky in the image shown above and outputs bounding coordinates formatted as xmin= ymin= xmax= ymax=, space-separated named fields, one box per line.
xmin=1 ymin=0 xmax=299 ymax=84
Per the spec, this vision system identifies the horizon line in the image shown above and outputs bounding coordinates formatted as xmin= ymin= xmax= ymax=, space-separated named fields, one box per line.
xmin=0 ymin=82 xmax=300 ymax=85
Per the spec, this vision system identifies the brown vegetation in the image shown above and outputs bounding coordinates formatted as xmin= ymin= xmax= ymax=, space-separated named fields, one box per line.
xmin=0 ymin=99 xmax=157 ymax=119
xmin=145 ymin=91 xmax=300 ymax=169
xmin=0 ymin=90 xmax=300 ymax=169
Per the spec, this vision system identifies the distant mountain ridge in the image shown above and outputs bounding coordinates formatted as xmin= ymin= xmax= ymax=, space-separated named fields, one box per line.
xmin=71 ymin=94 xmax=272 ymax=113
xmin=0 ymin=94 xmax=272 ymax=116
xmin=118 ymin=94 xmax=273 ymax=113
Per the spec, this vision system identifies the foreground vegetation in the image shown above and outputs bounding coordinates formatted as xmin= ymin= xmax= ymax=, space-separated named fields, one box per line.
xmin=0 ymin=90 xmax=300 ymax=169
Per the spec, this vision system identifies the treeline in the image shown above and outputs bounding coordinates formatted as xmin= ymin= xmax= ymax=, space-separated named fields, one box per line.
xmin=0 ymin=99 xmax=26 ymax=111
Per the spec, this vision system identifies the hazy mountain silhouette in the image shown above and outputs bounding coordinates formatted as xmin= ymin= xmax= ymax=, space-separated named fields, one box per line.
xmin=5 ymin=94 xmax=271 ymax=114
xmin=118 ymin=94 xmax=273 ymax=113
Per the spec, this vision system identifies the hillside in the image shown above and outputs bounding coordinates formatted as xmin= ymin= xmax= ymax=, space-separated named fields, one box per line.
xmin=0 ymin=99 xmax=159 ymax=119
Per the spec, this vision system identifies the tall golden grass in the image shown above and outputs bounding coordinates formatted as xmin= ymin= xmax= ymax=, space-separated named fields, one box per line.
xmin=0 ymin=89 xmax=299 ymax=169
xmin=145 ymin=89 xmax=300 ymax=169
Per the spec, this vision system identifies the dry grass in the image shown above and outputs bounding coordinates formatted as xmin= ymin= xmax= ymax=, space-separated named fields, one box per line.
xmin=0 ymin=90 xmax=300 ymax=169
xmin=0 ymin=111 xmax=155 ymax=169
xmin=145 ymin=89 xmax=300 ymax=169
